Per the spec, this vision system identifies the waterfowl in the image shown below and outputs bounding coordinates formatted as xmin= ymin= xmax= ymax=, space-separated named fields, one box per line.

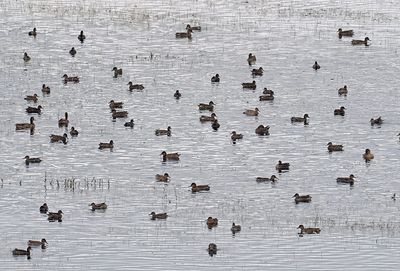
xmin=293 ymin=193 xmax=312 ymax=203
xmin=334 ymin=106 xmax=346 ymax=116
xmin=62 ymin=74 xmax=79 ymax=83
xmin=109 ymin=100 xmax=124 ymax=109
xmin=256 ymin=175 xmax=278 ymax=183
xmin=58 ymin=112 xmax=69 ymax=126
xmin=231 ymin=131 xmax=243 ymax=141
xmin=12 ymin=246 xmax=32 ymax=256
xmin=336 ymin=174 xmax=355 ymax=185
xmin=24 ymin=94 xmax=38 ymax=102
xmin=255 ymin=125 xmax=270 ymax=135
xmin=263 ymin=88 xmax=275 ymax=95
xmin=191 ymin=183 xmax=210 ymax=192
xmin=149 ymin=212 xmax=168 ymax=220
xmin=174 ymin=90 xmax=182 ymax=99
xmin=327 ymin=142 xmax=343 ymax=152
xmin=211 ymin=119 xmax=220 ymax=130
xmin=42 ymin=84 xmax=50 ymax=94
xmin=206 ymin=217 xmax=218 ymax=228
xmin=28 ymin=28 xmax=37 ymax=36
xmin=259 ymin=95 xmax=274 ymax=101
xmin=392 ymin=193 xmax=396 ymax=201
xmin=161 ymin=151 xmax=180 ymax=161
xmin=28 ymin=239 xmax=47 ymax=247
xmin=312 ymin=61 xmax=320 ymax=70
xmin=370 ymin=117 xmax=383 ymax=125
xmin=127 ymin=81 xmax=144 ymax=91
xmin=363 ymin=149 xmax=374 ymax=161
xmin=111 ymin=109 xmax=128 ymax=119
xmin=338 ymin=85 xmax=348 ymax=95
xmin=208 ymin=243 xmax=217 ymax=256
xmin=242 ymin=81 xmax=256 ymax=89
xmin=351 ymin=37 xmax=369 ymax=45
xmin=251 ymin=67 xmax=263 ymax=76
xmin=26 ymin=105 xmax=43 ymax=114
xmin=23 ymin=52 xmax=31 ymax=62
xmin=155 ymin=173 xmax=170 ymax=182
xmin=69 ymin=47 xmax=76 ymax=56
xmin=186 ymin=24 xmax=201 ymax=31
xmin=99 ymin=140 xmax=114 ymax=149
xmin=16 ymin=117 xmax=35 ymax=130
xmin=276 ymin=160 xmax=290 ymax=171
xmin=155 ymin=126 xmax=171 ymax=136
xmin=198 ymin=101 xmax=215 ymax=111
xmin=199 ymin=113 xmax=217 ymax=122
xmin=24 ymin=156 xmax=41 ymax=166
xmin=243 ymin=108 xmax=259 ymax=116
xmin=231 ymin=223 xmax=241 ymax=233
xmin=47 ymin=210 xmax=63 ymax=221
xmin=70 ymin=127 xmax=79 ymax=137
xmin=112 ymin=67 xmax=123 ymax=77
xmin=89 ymin=202 xmax=107 ymax=210
xmin=337 ymin=28 xmax=353 ymax=37
xmin=77 ymin=30 xmax=86 ymax=42
xmin=175 ymin=28 xmax=192 ymax=38
xmin=39 ymin=203 xmax=48 ymax=213
xmin=124 ymin=119 xmax=134 ymax=127
xmin=211 ymin=74 xmax=220 ymax=83
xmin=50 ymin=133 xmax=68 ymax=144
xmin=297 ymin=225 xmax=320 ymax=234
xmin=291 ymin=114 xmax=309 ymax=124
xmin=247 ymin=53 xmax=256 ymax=64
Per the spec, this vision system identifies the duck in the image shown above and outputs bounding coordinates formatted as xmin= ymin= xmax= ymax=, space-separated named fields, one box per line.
xmin=24 ymin=94 xmax=38 ymax=102
xmin=208 ymin=243 xmax=217 ymax=256
xmin=198 ymin=101 xmax=215 ymax=111
xmin=70 ymin=127 xmax=79 ymax=137
xmin=211 ymin=74 xmax=220 ymax=83
xmin=127 ymin=81 xmax=144 ymax=91
xmin=243 ymin=108 xmax=259 ymax=116
xmin=247 ymin=53 xmax=256 ymax=64
xmin=191 ymin=183 xmax=210 ymax=192
xmin=338 ymin=85 xmax=348 ymax=95
xmin=334 ymin=106 xmax=346 ymax=116
xmin=276 ymin=160 xmax=290 ymax=171
xmin=41 ymin=84 xmax=50 ymax=94
xmin=160 ymin=151 xmax=180 ymax=161
xmin=47 ymin=210 xmax=63 ymax=221
xmin=199 ymin=113 xmax=217 ymax=122
xmin=89 ymin=202 xmax=107 ymax=210
xmin=263 ymin=88 xmax=275 ymax=95
xmin=297 ymin=225 xmax=321 ymax=234
xmin=256 ymin=175 xmax=278 ymax=183
xmin=206 ymin=217 xmax=218 ymax=228
xmin=112 ymin=67 xmax=123 ymax=77
xmin=370 ymin=117 xmax=383 ymax=125
xmin=109 ymin=100 xmax=124 ymax=109
xmin=99 ymin=140 xmax=114 ymax=149
xmin=363 ymin=149 xmax=374 ymax=161
xmin=259 ymin=94 xmax=274 ymax=101
xmin=327 ymin=142 xmax=343 ymax=152
xmin=111 ymin=109 xmax=128 ymax=119
xmin=58 ymin=112 xmax=69 ymax=126
xmin=23 ymin=52 xmax=31 ymax=62
xmin=62 ymin=74 xmax=79 ymax=83
xmin=149 ymin=212 xmax=168 ymax=220
xmin=293 ymin=193 xmax=312 ymax=203
xmin=50 ymin=133 xmax=68 ymax=144
xmin=174 ymin=90 xmax=182 ymax=99
xmin=16 ymin=117 xmax=35 ymax=130
xmin=336 ymin=174 xmax=355 ymax=185
xmin=242 ymin=80 xmax=256 ymax=89
xmin=351 ymin=37 xmax=369 ymax=45
xmin=251 ymin=67 xmax=263 ymax=76
xmin=28 ymin=27 xmax=37 ymax=36
xmin=27 ymin=239 xmax=47 ymax=247
xmin=231 ymin=223 xmax=241 ymax=233
xmin=26 ymin=105 xmax=43 ymax=114
xmin=291 ymin=114 xmax=309 ymax=124
xmin=124 ymin=119 xmax=134 ymax=128
xmin=69 ymin=47 xmax=76 ymax=56
xmin=12 ymin=246 xmax=32 ymax=256
xmin=337 ymin=28 xmax=354 ymax=37
xmin=77 ymin=30 xmax=86 ymax=42
xmin=186 ymin=24 xmax=201 ymax=31
xmin=155 ymin=126 xmax=171 ymax=136
xmin=155 ymin=173 xmax=170 ymax=182
xmin=211 ymin=119 xmax=220 ymax=130
xmin=39 ymin=203 xmax=48 ymax=213
xmin=312 ymin=61 xmax=320 ymax=70
xmin=255 ymin=125 xmax=270 ymax=135
xmin=175 ymin=28 xmax=192 ymax=38
xmin=231 ymin=131 xmax=243 ymax=141
xmin=24 ymin=155 xmax=42 ymax=165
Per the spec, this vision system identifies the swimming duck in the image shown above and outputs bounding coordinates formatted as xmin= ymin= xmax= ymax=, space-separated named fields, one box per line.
xmin=62 ymin=74 xmax=79 ymax=83
xmin=16 ymin=117 xmax=35 ymax=130
xmin=24 ymin=94 xmax=38 ymax=102
xmin=276 ymin=160 xmax=290 ymax=171
xmin=109 ymin=100 xmax=124 ymax=109
xmin=99 ymin=140 xmax=114 ymax=149
xmin=211 ymin=74 xmax=220 ymax=83
xmin=251 ymin=67 xmax=263 ymax=76
xmin=47 ymin=210 xmax=63 ymax=221
xmin=199 ymin=113 xmax=217 ymax=122
xmin=363 ymin=149 xmax=374 ymax=161
xmin=198 ymin=101 xmax=215 ymax=111
xmin=247 ymin=53 xmax=256 ymax=64
xmin=334 ymin=106 xmax=346 ymax=116
xmin=111 ymin=109 xmax=128 ymax=119
xmin=255 ymin=125 xmax=270 ymax=135
xmin=259 ymin=95 xmax=274 ymax=101
xmin=58 ymin=112 xmax=69 ymax=126
xmin=336 ymin=174 xmax=355 ymax=185
xmin=338 ymin=85 xmax=348 ymax=95
xmin=243 ymin=108 xmax=259 ymax=116
xmin=42 ymin=84 xmax=50 ymax=94
xmin=69 ymin=47 xmax=76 ymax=56
xmin=206 ymin=217 xmax=218 ymax=228
xmin=242 ymin=81 xmax=256 ymax=89
xmin=174 ymin=90 xmax=182 ymax=99
xmin=77 ymin=30 xmax=86 ymax=42
xmin=50 ymin=133 xmax=68 ymax=144
xmin=231 ymin=131 xmax=243 ymax=141
xmin=327 ymin=142 xmax=343 ymax=152
xmin=149 ymin=212 xmax=168 ymax=220
xmin=263 ymin=88 xmax=275 ymax=95
xmin=155 ymin=126 xmax=171 ymax=136
xmin=297 ymin=225 xmax=320 ymax=234
xmin=231 ymin=223 xmax=241 ymax=233
xmin=161 ymin=151 xmax=180 ymax=161
xmin=186 ymin=24 xmax=201 ymax=31
xmin=112 ymin=67 xmax=123 ymax=77
xmin=27 ymin=239 xmax=47 ymax=247
xmin=208 ymin=243 xmax=217 ymax=256
xmin=256 ymin=175 xmax=278 ymax=183
xmin=337 ymin=28 xmax=354 ymax=37
xmin=370 ymin=117 xmax=383 ymax=125
xmin=291 ymin=114 xmax=309 ymax=124
xmin=155 ymin=173 xmax=170 ymax=182
xmin=293 ymin=193 xmax=312 ymax=203
xmin=211 ymin=119 xmax=220 ymax=130
xmin=175 ymin=28 xmax=192 ymax=38
xmin=89 ymin=202 xmax=107 ymax=210
xmin=26 ymin=105 xmax=43 ymax=114
xmin=39 ymin=203 xmax=48 ymax=213
xmin=70 ymin=127 xmax=79 ymax=137
xmin=312 ymin=61 xmax=320 ymax=70
xmin=127 ymin=81 xmax=144 ymax=91
xmin=351 ymin=37 xmax=369 ymax=45
xmin=28 ymin=28 xmax=37 ymax=36
xmin=12 ymin=246 xmax=32 ymax=256
xmin=24 ymin=156 xmax=41 ymax=165
xmin=191 ymin=183 xmax=210 ymax=192
xmin=124 ymin=119 xmax=134 ymax=127
xmin=23 ymin=52 xmax=31 ymax=62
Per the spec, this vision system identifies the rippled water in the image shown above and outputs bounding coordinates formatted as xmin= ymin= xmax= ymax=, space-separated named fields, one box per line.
xmin=1 ymin=0 xmax=400 ymax=270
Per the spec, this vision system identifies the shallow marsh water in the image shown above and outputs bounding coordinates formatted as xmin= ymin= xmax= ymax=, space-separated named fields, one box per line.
xmin=0 ymin=0 xmax=400 ymax=270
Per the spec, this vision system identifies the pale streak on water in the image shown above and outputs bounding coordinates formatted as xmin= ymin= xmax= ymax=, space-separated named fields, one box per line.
xmin=0 ymin=0 xmax=400 ymax=270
